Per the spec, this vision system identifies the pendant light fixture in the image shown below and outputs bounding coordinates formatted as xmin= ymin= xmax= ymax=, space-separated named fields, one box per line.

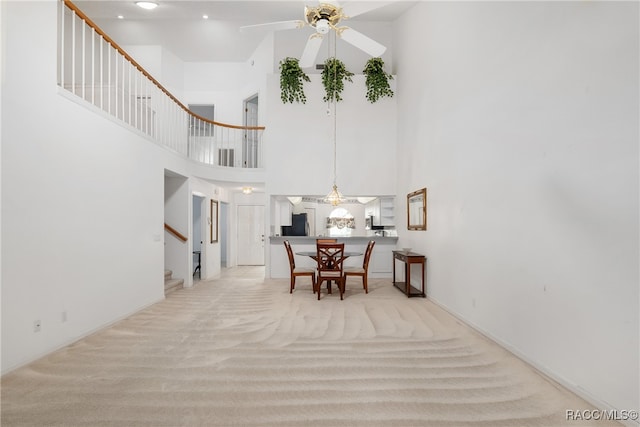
xmin=325 ymin=32 xmax=345 ymax=207
xmin=324 ymin=101 xmax=344 ymax=206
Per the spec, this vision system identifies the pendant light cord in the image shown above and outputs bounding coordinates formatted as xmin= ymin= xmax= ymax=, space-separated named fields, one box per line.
xmin=331 ymin=31 xmax=338 ymax=187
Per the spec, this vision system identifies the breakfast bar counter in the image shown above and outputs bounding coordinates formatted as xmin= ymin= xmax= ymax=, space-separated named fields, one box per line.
xmin=268 ymin=236 xmax=398 ymax=279
xmin=269 ymin=236 xmax=397 ymax=244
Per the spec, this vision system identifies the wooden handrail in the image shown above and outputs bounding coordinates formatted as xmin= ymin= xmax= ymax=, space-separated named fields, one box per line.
xmin=63 ymin=0 xmax=265 ymax=132
xmin=164 ymin=223 xmax=188 ymax=242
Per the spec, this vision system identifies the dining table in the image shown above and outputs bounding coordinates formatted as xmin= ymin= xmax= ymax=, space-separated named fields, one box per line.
xmin=295 ymin=250 xmax=363 ymax=293
xmin=295 ymin=250 xmax=363 ymax=259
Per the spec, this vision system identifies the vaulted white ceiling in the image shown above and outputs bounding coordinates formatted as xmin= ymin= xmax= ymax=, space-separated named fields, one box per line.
xmin=73 ymin=1 xmax=417 ymax=62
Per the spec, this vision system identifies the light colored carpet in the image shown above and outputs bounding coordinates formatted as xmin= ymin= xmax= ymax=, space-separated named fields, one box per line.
xmin=1 ymin=267 xmax=621 ymax=426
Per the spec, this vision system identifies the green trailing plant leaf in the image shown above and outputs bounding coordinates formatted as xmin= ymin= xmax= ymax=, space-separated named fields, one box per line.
xmin=321 ymin=57 xmax=354 ymax=103
xmin=279 ymin=57 xmax=310 ymax=104
xmin=363 ymin=57 xmax=394 ymax=103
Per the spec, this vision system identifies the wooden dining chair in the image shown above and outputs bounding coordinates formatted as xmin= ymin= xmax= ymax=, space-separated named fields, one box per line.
xmin=316 ymin=238 xmax=337 ymax=244
xmin=315 ymin=242 xmax=346 ymax=300
xmin=284 ymin=240 xmax=316 ymax=294
xmin=343 ymin=240 xmax=375 ymax=294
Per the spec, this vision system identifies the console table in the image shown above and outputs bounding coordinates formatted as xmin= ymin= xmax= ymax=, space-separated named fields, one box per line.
xmin=392 ymin=250 xmax=426 ymax=298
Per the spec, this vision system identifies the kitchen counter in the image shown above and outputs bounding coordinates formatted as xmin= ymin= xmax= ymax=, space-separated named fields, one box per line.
xmin=268 ymin=235 xmax=398 ymax=279
xmin=269 ymin=235 xmax=397 ymax=244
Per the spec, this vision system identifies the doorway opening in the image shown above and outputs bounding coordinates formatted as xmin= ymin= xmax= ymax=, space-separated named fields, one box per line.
xmin=192 ymin=194 xmax=206 ymax=282
xmin=243 ymin=94 xmax=259 ymax=168
xmin=220 ymin=201 xmax=229 ymax=268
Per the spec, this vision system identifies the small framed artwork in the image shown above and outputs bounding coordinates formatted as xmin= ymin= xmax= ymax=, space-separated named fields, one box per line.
xmin=210 ymin=199 xmax=218 ymax=243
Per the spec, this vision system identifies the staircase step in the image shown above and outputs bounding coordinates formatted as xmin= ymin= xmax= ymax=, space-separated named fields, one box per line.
xmin=164 ymin=277 xmax=184 ymax=295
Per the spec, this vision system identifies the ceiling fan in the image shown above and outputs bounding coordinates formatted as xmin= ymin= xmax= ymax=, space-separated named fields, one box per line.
xmin=240 ymin=1 xmax=389 ymax=68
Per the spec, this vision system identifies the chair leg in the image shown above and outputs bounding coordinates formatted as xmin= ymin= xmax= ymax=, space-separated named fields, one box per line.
xmin=338 ymin=278 xmax=344 ymax=300
xmin=363 ymin=275 xmax=368 ymax=294
xmin=317 ymin=280 xmax=322 ymax=300
xmin=290 ymin=276 xmax=295 ymax=294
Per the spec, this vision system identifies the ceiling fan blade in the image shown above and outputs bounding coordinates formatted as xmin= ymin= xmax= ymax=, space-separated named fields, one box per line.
xmin=338 ymin=27 xmax=386 ymax=57
xmin=240 ymin=20 xmax=304 ymax=33
xmin=299 ymin=34 xmax=324 ymax=68
xmin=340 ymin=1 xmax=394 ymax=19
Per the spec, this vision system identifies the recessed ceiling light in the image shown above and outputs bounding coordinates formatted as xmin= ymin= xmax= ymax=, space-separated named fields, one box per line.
xmin=202 ymin=14 xmax=209 ymax=19
xmin=135 ymin=1 xmax=158 ymax=10
xmin=117 ymin=15 xmax=124 ymax=19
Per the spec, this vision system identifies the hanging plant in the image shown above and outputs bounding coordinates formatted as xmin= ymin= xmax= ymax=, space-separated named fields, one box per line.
xmin=279 ymin=57 xmax=310 ymax=104
xmin=363 ymin=57 xmax=394 ymax=103
xmin=322 ymin=57 xmax=354 ymax=103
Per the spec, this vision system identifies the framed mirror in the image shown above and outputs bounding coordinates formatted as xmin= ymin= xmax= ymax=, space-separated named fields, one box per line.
xmin=407 ymin=188 xmax=427 ymax=231
xmin=210 ymin=199 xmax=218 ymax=243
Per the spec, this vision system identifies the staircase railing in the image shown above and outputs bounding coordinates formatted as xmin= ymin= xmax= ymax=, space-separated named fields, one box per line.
xmin=164 ymin=223 xmax=188 ymax=242
xmin=58 ymin=0 xmax=265 ymax=168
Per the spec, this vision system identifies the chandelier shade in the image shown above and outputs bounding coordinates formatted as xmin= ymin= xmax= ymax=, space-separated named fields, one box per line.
xmin=325 ymin=184 xmax=344 ymax=206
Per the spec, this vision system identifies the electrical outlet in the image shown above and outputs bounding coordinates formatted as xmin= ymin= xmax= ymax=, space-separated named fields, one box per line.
xmin=34 ymin=320 xmax=41 ymax=333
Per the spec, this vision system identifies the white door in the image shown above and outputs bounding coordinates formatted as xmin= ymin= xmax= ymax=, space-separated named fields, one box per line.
xmin=237 ymin=205 xmax=265 ymax=265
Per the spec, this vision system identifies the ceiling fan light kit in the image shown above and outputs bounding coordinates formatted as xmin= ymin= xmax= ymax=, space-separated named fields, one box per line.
xmin=241 ymin=1 xmax=388 ymax=69
xmin=314 ymin=19 xmax=330 ymax=34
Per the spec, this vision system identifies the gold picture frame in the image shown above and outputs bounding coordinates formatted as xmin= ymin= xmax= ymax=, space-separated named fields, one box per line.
xmin=210 ymin=199 xmax=218 ymax=243
xmin=407 ymin=188 xmax=426 ymax=231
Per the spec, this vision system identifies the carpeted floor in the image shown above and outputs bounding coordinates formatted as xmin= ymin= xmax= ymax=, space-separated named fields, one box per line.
xmin=1 ymin=267 xmax=622 ymax=426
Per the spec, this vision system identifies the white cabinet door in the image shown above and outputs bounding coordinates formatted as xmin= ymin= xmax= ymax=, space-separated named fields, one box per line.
xmin=279 ymin=201 xmax=292 ymax=226
xmin=370 ymin=244 xmax=393 ymax=275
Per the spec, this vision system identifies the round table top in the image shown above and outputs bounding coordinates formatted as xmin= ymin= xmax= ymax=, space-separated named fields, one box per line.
xmin=296 ymin=251 xmax=362 ymax=257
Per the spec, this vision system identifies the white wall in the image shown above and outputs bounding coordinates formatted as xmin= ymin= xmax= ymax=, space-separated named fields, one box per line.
xmin=183 ymin=62 xmax=249 ymax=124
xmin=1 ymin=1 xmax=180 ymax=373
xmin=124 ymin=45 xmax=185 ymax=102
xmin=394 ymin=1 xmax=639 ymax=416
xmin=264 ymin=74 xmax=397 ymax=196
xmin=182 ymin=32 xmax=275 ymax=126
xmin=262 ymin=72 xmax=397 ymax=277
